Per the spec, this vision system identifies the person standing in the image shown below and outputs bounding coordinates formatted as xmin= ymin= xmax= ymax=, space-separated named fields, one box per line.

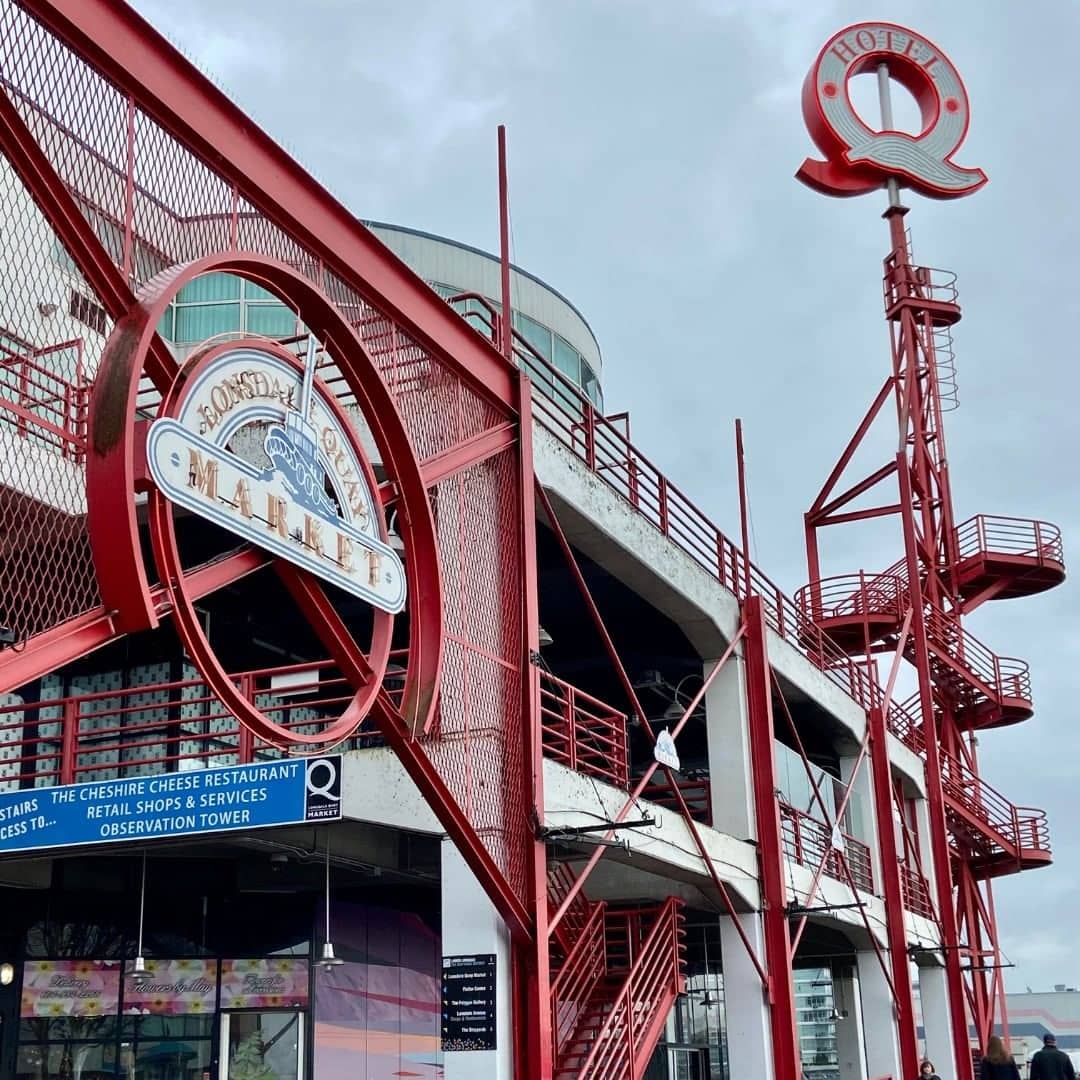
xmin=918 ymin=1060 xmax=942 ymax=1080
xmin=1031 ymin=1033 xmax=1076 ymax=1080
xmin=980 ymin=1035 xmax=1021 ymax=1080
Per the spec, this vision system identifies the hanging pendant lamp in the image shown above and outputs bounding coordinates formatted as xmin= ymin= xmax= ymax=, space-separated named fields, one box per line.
xmin=321 ymin=836 xmax=344 ymax=970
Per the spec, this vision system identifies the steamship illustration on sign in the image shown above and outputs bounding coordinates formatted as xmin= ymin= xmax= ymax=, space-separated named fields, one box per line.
xmin=146 ymin=335 xmax=406 ymax=613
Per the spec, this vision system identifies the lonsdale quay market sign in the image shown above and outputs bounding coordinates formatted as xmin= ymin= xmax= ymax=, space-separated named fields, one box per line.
xmin=86 ymin=253 xmax=445 ymax=748
xmin=146 ymin=337 xmax=405 ymax=613
xmin=796 ymin=22 xmax=986 ymax=199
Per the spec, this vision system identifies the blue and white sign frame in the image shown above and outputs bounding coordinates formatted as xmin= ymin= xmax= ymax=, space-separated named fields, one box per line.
xmin=0 ymin=756 xmax=342 ymax=855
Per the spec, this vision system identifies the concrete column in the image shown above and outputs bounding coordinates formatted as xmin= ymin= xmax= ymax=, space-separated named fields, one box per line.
xmin=857 ymin=950 xmax=901 ymax=1080
xmin=919 ymin=964 xmax=958 ymax=1080
xmin=719 ymin=912 xmax=774 ymax=1080
xmin=440 ymin=838 xmax=512 ymax=1080
xmin=913 ymin=796 xmax=937 ymax=894
xmin=705 ymin=652 xmax=755 ymax=839
xmin=834 ymin=966 xmax=869 ymax=1080
xmin=840 ymin=753 xmax=880 ymax=889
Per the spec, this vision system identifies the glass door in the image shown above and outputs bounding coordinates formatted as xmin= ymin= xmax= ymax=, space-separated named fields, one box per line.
xmin=219 ymin=1011 xmax=303 ymax=1080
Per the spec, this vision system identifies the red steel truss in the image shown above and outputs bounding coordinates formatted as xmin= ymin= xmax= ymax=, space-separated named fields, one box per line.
xmin=800 ymin=206 xmax=1063 ymax=1072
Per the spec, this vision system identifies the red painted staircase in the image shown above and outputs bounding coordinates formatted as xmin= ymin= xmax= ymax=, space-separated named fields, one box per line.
xmin=548 ymin=865 xmax=686 ymax=1079
xmin=795 ymin=516 xmax=1059 ymax=892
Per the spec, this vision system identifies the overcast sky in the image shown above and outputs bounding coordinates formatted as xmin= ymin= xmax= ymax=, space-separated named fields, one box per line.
xmin=127 ymin=0 xmax=1080 ymax=993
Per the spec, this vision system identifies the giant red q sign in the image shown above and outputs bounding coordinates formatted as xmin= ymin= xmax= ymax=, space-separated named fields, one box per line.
xmin=797 ymin=22 xmax=987 ymax=200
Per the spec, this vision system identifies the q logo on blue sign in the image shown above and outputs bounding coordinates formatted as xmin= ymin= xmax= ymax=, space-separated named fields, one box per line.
xmin=304 ymin=756 xmax=342 ymax=822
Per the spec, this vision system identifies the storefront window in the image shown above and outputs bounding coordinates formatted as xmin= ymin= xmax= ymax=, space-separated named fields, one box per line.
xmin=121 ymin=1033 xmax=212 ymax=1080
xmin=221 ymin=1012 xmax=302 ymax=1080
xmin=16 ymin=1039 xmax=118 ymax=1080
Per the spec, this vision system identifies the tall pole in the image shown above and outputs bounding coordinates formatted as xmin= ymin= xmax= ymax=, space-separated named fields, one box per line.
xmin=736 ymin=418 xmax=752 ymax=600
xmin=498 ymin=125 xmax=513 ymax=362
xmin=875 ymin=63 xmax=903 ymax=210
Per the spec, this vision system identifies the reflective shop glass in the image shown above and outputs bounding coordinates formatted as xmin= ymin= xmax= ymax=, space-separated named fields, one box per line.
xmin=17 ymin=1040 xmax=118 ymax=1080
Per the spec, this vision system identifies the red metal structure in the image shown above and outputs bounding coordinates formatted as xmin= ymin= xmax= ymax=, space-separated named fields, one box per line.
xmin=795 ymin=21 xmax=1063 ymax=1079
xmin=0 ymin=4 xmax=1058 ymax=1077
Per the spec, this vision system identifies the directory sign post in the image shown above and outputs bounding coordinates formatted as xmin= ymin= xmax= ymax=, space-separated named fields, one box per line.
xmin=441 ymin=954 xmax=497 ymax=1052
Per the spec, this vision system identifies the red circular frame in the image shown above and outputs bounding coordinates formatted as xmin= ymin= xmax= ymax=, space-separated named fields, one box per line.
xmin=86 ymin=253 xmax=443 ymax=749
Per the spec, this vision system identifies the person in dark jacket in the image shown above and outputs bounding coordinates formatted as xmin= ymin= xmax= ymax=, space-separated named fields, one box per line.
xmin=980 ymin=1035 xmax=1021 ymax=1080
xmin=918 ymin=1059 xmax=942 ymax=1080
xmin=1031 ymin=1033 xmax=1076 ymax=1080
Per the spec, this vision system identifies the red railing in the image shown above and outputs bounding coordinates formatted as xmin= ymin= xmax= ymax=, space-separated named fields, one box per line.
xmin=900 ymin=862 xmax=934 ymax=919
xmin=923 ymin=605 xmax=1031 ymax=709
xmin=0 ymin=337 xmax=87 ymax=459
xmin=801 ymin=515 xmax=1063 ymax=630
xmin=954 ymin=514 xmax=1064 ymax=568
xmin=883 ymin=257 xmax=959 ymax=310
xmin=572 ymin=899 xmax=685 ymax=1080
xmin=884 ymin=697 xmax=1049 ymax=862
xmin=639 ymin=774 xmax=712 ymax=825
xmin=938 ymin=746 xmax=1049 ymax=858
xmin=795 ymin=570 xmax=908 ymax=624
xmin=551 ymin=901 xmax=607 ymax=1055
xmin=442 ymin=293 xmax=1054 ymax=870
xmin=779 ymin=801 xmax=875 ymax=895
xmin=539 ymin=670 xmax=629 ymax=790
xmin=0 ymin=659 xmax=632 ymax=795
xmin=548 ymin=860 xmax=594 ymax=955
xmin=888 ymin=694 xmax=927 ymax=757
xmin=0 ymin=659 xmax=406 ymax=788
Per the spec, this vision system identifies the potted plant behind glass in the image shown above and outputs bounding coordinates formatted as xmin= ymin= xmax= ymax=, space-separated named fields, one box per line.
xmin=227 ymin=1032 xmax=275 ymax=1080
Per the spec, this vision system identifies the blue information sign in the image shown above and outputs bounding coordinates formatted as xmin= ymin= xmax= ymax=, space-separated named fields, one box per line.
xmin=0 ymin=755 xmax=342 ymax=855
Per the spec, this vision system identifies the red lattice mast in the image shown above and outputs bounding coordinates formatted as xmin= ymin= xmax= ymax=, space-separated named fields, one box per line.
xmin=797 ymin=22 xmax=1062 ymax=1076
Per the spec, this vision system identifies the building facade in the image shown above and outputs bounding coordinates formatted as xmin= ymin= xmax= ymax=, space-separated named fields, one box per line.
xmin=0 ymin=5 xmax=1060 ymax=1080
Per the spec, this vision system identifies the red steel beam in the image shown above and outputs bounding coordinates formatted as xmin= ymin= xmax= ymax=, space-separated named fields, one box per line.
xmin=742 ymin=594 xmax=800 ymax=1075
xmin=807 ymin=376 xmax=895 ymax=518
xmin=536 ymin=480 xmax=647 ymax=728
xmin=514 ymin=373 xmax=554 ymax=1078
xmin=22 ymin=0 xmax=516 ymax=417
xmin=898 ymin=452 xmax=972 ymax=1080
xmin=662 ymin=766 xmax=770 ymax=988
xmin=867 ymin=704 xmax=920 ymax=1069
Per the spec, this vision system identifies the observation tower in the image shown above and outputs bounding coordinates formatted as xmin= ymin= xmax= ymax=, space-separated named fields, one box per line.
xmin=794 ymin=21 xmax=1064 ymax=1076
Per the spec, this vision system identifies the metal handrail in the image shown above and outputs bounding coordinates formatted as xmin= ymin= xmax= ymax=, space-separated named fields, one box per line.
xmin=954 ymin=514 xmax=1064 ymax=566
xmin=572 ymin=898 xmax=685 ymax=1079
xmin=899 ymin=862 xmax=934 ymax=919
xmin=539 ymin=670 xmax=629 ymax=790
xmin=551 ymin=900 xmax=608 ymax=1054
xmin=795 ymin=571 xmax=907 ymax=622
xmin=923 ymin=605 xmax=1031 ymax=705
xmin=778 ymin=801 xmax=875 ymax=895
xmin=0 ymin=337 xmax=87 ymax=459
xmin=883 ymin=257 xmax=959 ymax=309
